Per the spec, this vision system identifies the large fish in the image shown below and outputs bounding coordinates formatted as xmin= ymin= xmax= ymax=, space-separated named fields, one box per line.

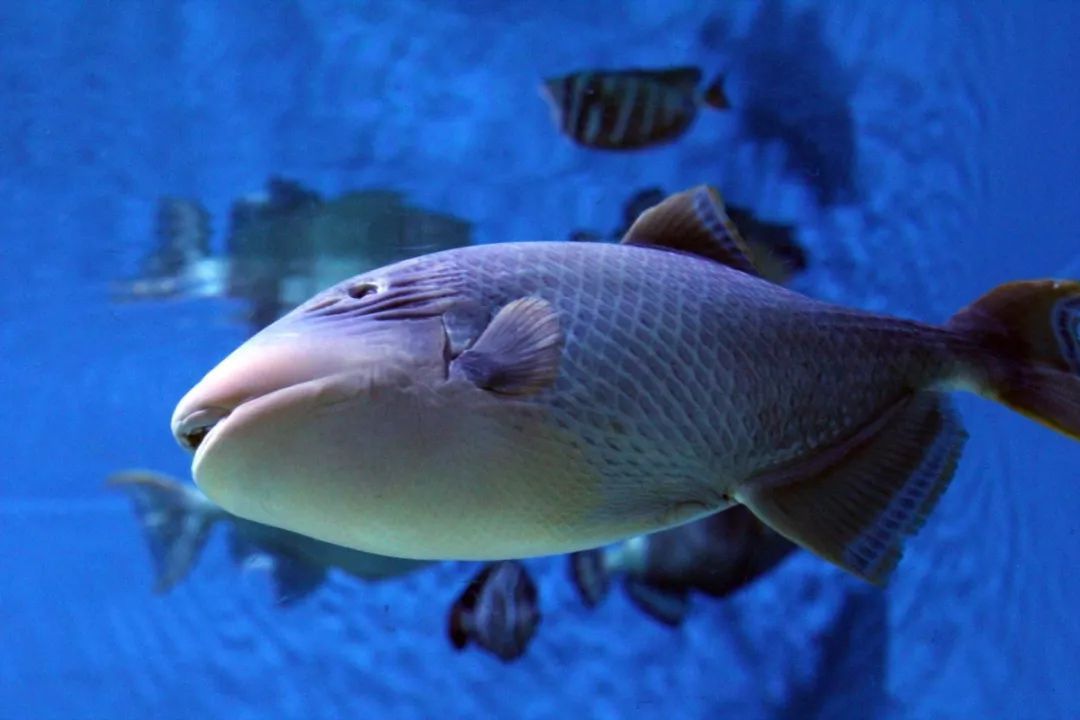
xmin=171 ymin=186 xmax=1080 ymax=585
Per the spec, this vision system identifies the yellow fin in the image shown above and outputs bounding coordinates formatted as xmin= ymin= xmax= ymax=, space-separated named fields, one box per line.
xmin=949 ymin=279 xmax=1080 ymax=440
xmin=620 ymin=185 xmax=761 ymax=277
xmin=737 ymin=393 xmax=967 ymax=585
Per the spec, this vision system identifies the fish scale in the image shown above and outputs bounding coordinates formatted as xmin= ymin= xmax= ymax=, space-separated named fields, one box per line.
xmin=383 ymin=240 xmax=954 ymax=528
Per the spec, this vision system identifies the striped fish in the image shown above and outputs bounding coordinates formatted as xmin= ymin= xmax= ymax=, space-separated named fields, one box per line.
xmin=540 ymin=66 xmax=728 ymax=150
xmin=448 ymin=561 xmax=540 ymax=662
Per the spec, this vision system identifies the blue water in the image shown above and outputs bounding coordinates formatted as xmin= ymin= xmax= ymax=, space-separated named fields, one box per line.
xmin=2 ymin=1 xmax=1079 ymax=718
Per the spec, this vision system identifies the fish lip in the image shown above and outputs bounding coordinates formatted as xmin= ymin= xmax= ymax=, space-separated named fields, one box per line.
xmin=186 ymin=374 xmax=362 ymax=483
xmin=172 ymin=406 xmax=232 ymax=453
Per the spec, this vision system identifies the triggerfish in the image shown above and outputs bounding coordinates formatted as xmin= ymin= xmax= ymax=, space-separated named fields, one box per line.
xmin=172 ymin=186 xmax=1080 ymax=585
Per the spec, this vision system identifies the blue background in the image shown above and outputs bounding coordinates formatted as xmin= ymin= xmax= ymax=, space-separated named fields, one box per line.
xmin=2 ymin=1 xmax=1078 ymax=718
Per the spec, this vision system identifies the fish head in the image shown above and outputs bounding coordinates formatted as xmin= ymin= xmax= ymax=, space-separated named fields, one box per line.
xmin=171 ymin=254 xmax=599 ymax=561
xmin=171 ymin=260 xmax=475 ymax=552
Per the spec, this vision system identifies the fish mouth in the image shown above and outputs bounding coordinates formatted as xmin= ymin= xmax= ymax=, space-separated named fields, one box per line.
xmin=173 ymin=406 xmax=232 ymax=452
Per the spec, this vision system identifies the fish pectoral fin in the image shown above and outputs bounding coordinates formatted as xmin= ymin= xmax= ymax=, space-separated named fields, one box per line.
xmin=623 ymin=579 xmax=690 ymax=627
xmin=451 ymin=296 xmax=562 ymax=396
xmin=736 ymin=392 xmax=968 ymax=586
xmin=620 ymin=185 xmax=761 ymax=277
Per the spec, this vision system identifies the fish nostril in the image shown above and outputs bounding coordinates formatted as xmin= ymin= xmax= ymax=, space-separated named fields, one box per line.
xmin=347 ymin=282 xmax=378 ymax=300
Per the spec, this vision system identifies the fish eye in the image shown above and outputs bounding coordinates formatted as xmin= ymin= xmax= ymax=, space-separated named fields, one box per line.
xmin=347 ymin=281 xmax=379 ymax=300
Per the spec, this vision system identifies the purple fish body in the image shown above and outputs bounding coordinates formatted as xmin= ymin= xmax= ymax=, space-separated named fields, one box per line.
xmin=173 ymin=187 xmax=1080 ymax=585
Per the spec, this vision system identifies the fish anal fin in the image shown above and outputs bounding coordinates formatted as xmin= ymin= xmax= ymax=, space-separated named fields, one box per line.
xmin=621 ymin=186 xmax=760 ymax=277
xmin=624 ymin=579 xmax=690 ymax=626
xmin=452 ymin=297 xmax=562 ymax=396
xmin=737 ymin=393 xmax=967 ymax=586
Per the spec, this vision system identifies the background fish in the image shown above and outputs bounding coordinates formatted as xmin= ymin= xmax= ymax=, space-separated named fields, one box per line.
xmin=108 ymin=470 xmax=430 ymax=604
xmin=448 ymin=561 xmax=540 ymax=662
xmin=171 ymin=186 xmax=1080 ymax=586
xmin=111 ymin=178 xmax=473 ymax=334
xmin=540 ymin=66 xmax=728 ymax=150
xmin=570 ymin=507 xmax=796 ymax=626
xmin=110 ymin=197 xmax=226 ymax=302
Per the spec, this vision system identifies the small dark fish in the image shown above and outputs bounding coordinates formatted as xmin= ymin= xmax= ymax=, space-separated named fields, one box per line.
xmin=570 ymin=507 xmax=795 ymax=626
xmin=541 ymin=66 xmax=728 ymax=150
xmin=448 ymin=561 xmax=540 ymax=662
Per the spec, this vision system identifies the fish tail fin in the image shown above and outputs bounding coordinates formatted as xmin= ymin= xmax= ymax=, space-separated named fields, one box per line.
xmin=106 ymin=470 xmax=222 ymax=593
xmin=948 ymin=279 xmax=1080 ymax=441
xmin=568 ymin=549 xmax=612 ymax=607
xmin=738 ymin=392 xmax=967 ymax=585
xmin=702 ymin=73 xmax=729 ymax=110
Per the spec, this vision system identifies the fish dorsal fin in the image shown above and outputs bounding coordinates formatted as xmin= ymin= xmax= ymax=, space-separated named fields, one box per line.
xmin=452 ymin=297 xmax=562 ymax=396
xmin=649 ymin=66 xmax=702 ymax=88
xmin=620 ymin=185 xmax=761 ymax=277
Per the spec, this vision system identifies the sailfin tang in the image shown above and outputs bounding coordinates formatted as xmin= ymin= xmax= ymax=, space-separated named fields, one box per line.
xmin=621 ymin=185 xmax=760 ymax=276
xmin=107 ymin=470 xmax=222 ymax=593
xmin=624 ymin=579 xmax=690 ymax=626
xmin=452 ymin=297 xmax=562 ymax=396
xmin=950 ymin=279 xmax=1080 ymax=440
xmin=737 ymin=393 xmax=967 ymax=585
